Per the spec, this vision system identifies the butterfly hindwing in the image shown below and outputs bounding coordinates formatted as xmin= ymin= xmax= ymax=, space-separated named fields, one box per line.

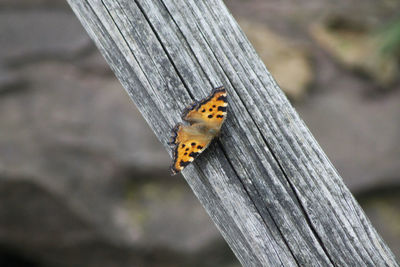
xmin=170 ymin=125 xmax=212 ymax=175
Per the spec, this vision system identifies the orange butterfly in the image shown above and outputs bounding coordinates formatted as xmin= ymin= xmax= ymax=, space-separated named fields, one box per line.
xmin=169 ymin=86 xmax=228 ymax=175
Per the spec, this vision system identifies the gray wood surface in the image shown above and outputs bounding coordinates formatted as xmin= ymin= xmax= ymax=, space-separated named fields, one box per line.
xmin=67 ymin=0 xmax=398 ymax=266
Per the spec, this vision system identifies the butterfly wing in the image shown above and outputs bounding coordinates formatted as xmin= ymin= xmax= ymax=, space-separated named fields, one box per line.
xmin=169 ymin=86 xmax=228 ymax=175
xmin=182 ymin=86 xmax=228 ymax=126
xmin=170 ymin=124 xmax=213 ymax=175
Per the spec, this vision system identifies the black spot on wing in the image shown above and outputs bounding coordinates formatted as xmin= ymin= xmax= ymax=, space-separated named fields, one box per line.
xmin=181 ymin=86 xmax=225 ymax=121
xmin=197 ymin=145 xmax=203 ymax=149
xmin=217 ymin=95 xmax=227 ymax=102
xmin=217 ymin=106 xmax=227 ymax=112
xmin=189 ymin=152 xmax=200 ymax=158
xmin=216 ymin=115 xmax=224 ymax=118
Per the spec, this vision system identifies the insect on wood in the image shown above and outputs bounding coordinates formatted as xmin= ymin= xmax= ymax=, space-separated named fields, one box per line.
xmin=169 ymin=86 xmax=227 ymax=175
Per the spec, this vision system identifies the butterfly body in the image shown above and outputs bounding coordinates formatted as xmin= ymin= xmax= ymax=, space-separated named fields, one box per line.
xmin=169 ymin=86 xmax=228 ymax=175
xmin=191 ymin=121 xmax=221 ymax=137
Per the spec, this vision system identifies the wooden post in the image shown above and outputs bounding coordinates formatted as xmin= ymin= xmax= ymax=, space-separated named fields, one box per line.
xmin=67 ymin=0 xmax=398 ymax=266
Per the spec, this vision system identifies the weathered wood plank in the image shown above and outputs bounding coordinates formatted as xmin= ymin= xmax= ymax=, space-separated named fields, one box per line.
xmin=67 ymin=0 xmax=398 ymax=266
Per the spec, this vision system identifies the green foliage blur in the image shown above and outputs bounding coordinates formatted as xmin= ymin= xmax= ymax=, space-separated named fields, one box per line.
xmin=379 ymin=16 xmax=400 ymax=57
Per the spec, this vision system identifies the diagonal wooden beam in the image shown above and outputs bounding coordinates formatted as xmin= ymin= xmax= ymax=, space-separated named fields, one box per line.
xmin=67 ymin=0 xmax=398 ymax=266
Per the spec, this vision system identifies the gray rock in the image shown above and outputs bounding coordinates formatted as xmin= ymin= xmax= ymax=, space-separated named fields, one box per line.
xmin=0 ymin=177 xmax=235 ymax=267
xmin=0 ymin=0 xmax=67 ymax=9
xmin=75 ymin=50 xmax=114 ymax=77
xmin=0 ymin=66 xmax=26 ymax=93
xmin=0 ymin=10 xmax=91 ymax=65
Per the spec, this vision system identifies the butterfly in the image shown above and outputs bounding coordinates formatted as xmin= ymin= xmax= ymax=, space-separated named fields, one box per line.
xmin=169 ymin=86 xmax=228 ymax=175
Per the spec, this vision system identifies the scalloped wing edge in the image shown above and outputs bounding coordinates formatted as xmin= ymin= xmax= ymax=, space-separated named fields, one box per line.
xmin=181 ymin=86 xmax=225 ymax=121
xmin=170 ymin=144 xmax=180 ymax=175
xmin=168 ymin=123 xmax=182 ymax=146
xmin=169 ymin=123 xmax=182 ymax=175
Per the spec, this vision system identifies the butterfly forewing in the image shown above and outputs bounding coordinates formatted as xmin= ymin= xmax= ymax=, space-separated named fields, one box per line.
xmin=183 ymin=87 xmax=227 ymax=125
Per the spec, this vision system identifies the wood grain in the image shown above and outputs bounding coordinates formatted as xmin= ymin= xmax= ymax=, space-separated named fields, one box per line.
xmin=67 ymin=0 xmax=398 ymax=266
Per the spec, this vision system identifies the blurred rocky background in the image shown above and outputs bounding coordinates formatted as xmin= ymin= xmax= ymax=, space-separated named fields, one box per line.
xmin=0 ymin=0 xmax=399 ymax=266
